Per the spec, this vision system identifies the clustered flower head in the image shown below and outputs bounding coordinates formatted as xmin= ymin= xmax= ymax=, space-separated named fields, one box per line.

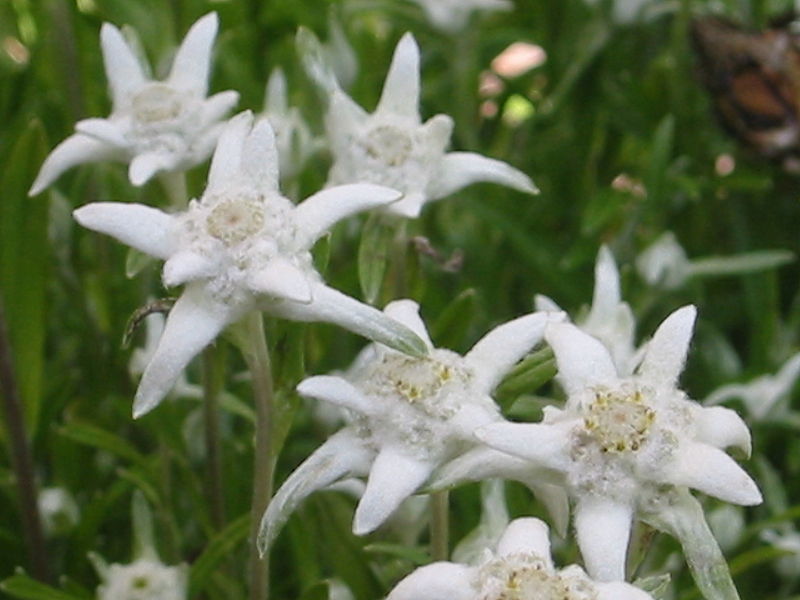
xmin=302 ymin=31 xmax=537 ymax=218
xmin=30 ymin=12 xmax=238 ymax=195
xmin=74 ymin=111 xmax=426 ymax=418
xmin=386 ymin=517 xmax=654 ymax=600
xmin=258 ymin=301 xmax=566 ymax=551
xmin=407 ymin=0 xmax=513 ymax=33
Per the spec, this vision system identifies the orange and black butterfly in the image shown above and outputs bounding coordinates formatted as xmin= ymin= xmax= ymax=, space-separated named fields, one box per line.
xmin=691 ymin=15 xmax=800 ymax=168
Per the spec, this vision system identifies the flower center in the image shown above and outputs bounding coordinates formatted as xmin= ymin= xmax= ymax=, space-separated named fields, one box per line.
xmin=583 ymin=387 xmax=655 ymax=454
xmin=132 ymin=84 xmax=185 ymax=124
xmin=478 ymin=555 xmax=596 ymax=600
xmin=205 ymin=197 xmax=265 ymax=246
xmin=363 ymin=125 xmax=413 ymax=167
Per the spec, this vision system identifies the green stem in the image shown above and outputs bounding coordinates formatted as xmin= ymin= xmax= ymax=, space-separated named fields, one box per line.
xmin=241 ymin=312 xmax=274 ymax=600
xmin=0 ymin=300 xmax=51 ymax=583
xmin=158 ymin=171 xmax=189 ymax=209
xmin=202 ymin=346 xmax=226 ymax=531
xmin=430 ymin=490 xmax=449 ymax=562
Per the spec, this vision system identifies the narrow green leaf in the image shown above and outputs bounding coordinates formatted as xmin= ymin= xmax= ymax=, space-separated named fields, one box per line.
xmin=58 ymin=422 xmax=146 ymax=466
xmin=0 ymin=119 xmax=50 ymax=432
xmin=0 ymin=572 xmax=85 ymax=600
xmin=633 ymin=573 xmax=671 ymax=599
xmin=645 ymin=115 xmax=675 ymax=208
xmin=430 ymin=288 xmax=477 ymax=351
xmin=189 ymin=514 xmax=250 ymax=596
xmin=689 ymin=251 xmax=795 ymax=278
xmin=358 ymin=213 xmax=394 ymax=305
xmin=364 ymin=542 xmax=430 ymax=565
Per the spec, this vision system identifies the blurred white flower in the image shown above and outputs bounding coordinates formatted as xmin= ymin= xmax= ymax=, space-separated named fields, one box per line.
xmin=258 ymin=301 xmax=562 ymax=551
xmin=451 ymin=479 xmax=509 ymax=565
xmin=762 ymin=528 xmax=800 ymax=577
xmin=408 ymin=0 xmax=512 ymax=33
xmin=74 ymin=112 xmax=426 ymax=418
xmin=38 ymin=487 xmax=79 ymax=536
xmin=91 ymin=492 xmax=187 ymax=600
xmin=387 ymin=517 xmax=654 ymax=600
xmin=260 ymin=68 xmax=323 ymax=181
xmin=301 ymin=31 xmax=537 ymax=218
xmin=30 ymin=13 xmax=238 ymax=194
xmin=474 ymin=307 xmax=761 ymax=581
xmin=707 ymin=504 xmax=745 ymax=552
xmin=584 ymin=0 xmax=675 ymax=24
xmin=536 ymin=245 xmax=639 ymax=376
xmin=704 ymin=352 xmax=800 ymax=421
xmin=636 ymin=232 xmax=690 ymax=290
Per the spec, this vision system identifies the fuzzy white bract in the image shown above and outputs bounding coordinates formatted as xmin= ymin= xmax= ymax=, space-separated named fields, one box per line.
xmin=30 ymin=13 xmax=238 ymax=194
xmin=304 ymin=32 xmax=537 ymax=218
xmin=407 ymin=0 xmax=512 ymax=33
xmin=73 ymin=112 xmax=427 ymax=418
xmin=474 ymin=306 xmax=761 ymax=581
xmin=258 ymin=301 xmax=563 ymax=552
xmin=386 ymin=518 xmax=653 ymax=600
xmin=95 ymin=558 xmax=187 ymax=600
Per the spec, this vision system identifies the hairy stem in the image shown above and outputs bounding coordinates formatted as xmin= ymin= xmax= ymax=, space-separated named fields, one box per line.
xmin=242 ymin=312 xmax=274 ymax=600
xmin=0 ymin=300 xmax=51 ymax=583
xmin=203 ymin=346 xmax=226 ymax=531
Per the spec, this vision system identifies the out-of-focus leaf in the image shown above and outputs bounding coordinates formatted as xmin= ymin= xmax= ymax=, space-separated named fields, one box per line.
xmin=645 ymin=115 xmax=674 ymax=208
xmin=358 ymin=213 xmax=394 ymax=305
xmin=364 ymin=542 xmax=429 ymax=565
xmin=189 ymin=514 xmax=250 ymax=597
xmin=633 ymin=573 xmax=671 ymax=599
xmin=58 ymin=422 xmax=146 ymax=466
xmin=0 ymin=119 xmax=49 ymax=432
xmin=689 ymin=251 xmax=795 ymax=278
xmin=429 ymin=288 xmax=476 ymax=351
xmin=0 ymin=571 xmax=86 ymax=600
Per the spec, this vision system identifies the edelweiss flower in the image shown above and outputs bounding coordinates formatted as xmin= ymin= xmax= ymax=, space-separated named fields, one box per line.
xmin=407 ymin=0 xmax=512 ymax=33
xmin=74 ymin=112 xmax=426 ymax=418
xmin=258 ymin=301 xmax=563 ymax=552
xmin=474 ymin=306 xmax=761 ymax=581
xmin=536 ymin=246 xmax=638 ymax=375
xmin=30 ymin=13 xmax=238 ymax=195
xmin=386 ymin=517 xmax=653 ymax=600
xmin=704 ymin=352 xmax=800 ymax=421
xmin=306 ymin=32 xmax=537 ymax=218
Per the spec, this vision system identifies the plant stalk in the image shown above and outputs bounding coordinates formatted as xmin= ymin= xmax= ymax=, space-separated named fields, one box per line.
xmin=430 ymin=490 xmax=450 ymax=562
xmin=202 ymin=346 xmax=226 ymax=531
xmin=242 ymin=312 xmax=274 ymax=600
xmin=0 ymin=300 xmax=51 ymax=583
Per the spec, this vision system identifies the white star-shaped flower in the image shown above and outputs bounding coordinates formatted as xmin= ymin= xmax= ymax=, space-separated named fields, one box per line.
xmin=30 ymin=12 xmax=238 ymax=195
xmin=386 ymin=517 xmax=654 ymax=600
xmin=306 ymin=32 xmax=537 ymax=218
xmin=465 ymin=306 xmax=761 ymax=581
xmin=407 ymin=0 xmax=513 ymax=33
xmin=536 ymin=245 xmax=639 ymax=376
xmin=258 ymin=301 xmax=563 ymax=552
xmin=73 ymin=112 xmax=426 ymax=418
xmin=705 ymin=352 xmax=800 ymax=421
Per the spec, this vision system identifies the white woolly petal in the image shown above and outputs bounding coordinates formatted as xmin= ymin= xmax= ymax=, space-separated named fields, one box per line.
xmin=258 ymin=429 xmax=373 ymax=554
xmin=267 ymin=281 xmax=428 ymax=357
xmin=167 ymin=12 xmax=218 ymax=96
xmin=326 ymin=90 xmax=368 ymax=151
xmin=386 ymin=563 xmax=475 ymax=600
xmin=133 ymin=286 xmax=234 ymax=418
xmin=657 ymin=442 xmax=762 ymax=505
xmin=297 ymin=375 xmax=373 ymax=415
xmin=774 ymin=352 xmax=800 ymax=395
xmin=430 ymin=151 xmax=538 ymax=200
xmin=384 ymin=192 xmax=427 ymax=218
xmin=73 ymin=202 xmax=177 ymax=259
xmin=475 ymin=421 xmax=573 ymax=472
xmin=353 ymin=448 xmax=433 ymax=535
xmin=248 ymin=258 xmax=312 ymax=303
xmin=421 ymin=113 xmax=454 ymax=153
xmin=693 ymin=405 xmax=752 ymax=456
xmin=100 ymin=23 xmax=146 ymax=108
xmin=242 ymin=118 xmax=280 ymax=192
xmin=207 ymin=111 xmax=254 ymax=192
xmin=597 ymin=581 xmax=655 ymax=600
xmin=637 ymin=305 xmax=697 ymax=389
xmin=587 ymin=245 xmax=622 ymax=321
xmin=294 ymin=183 xmax=402 ymax=247
xmin=375 ymin=33 xmax=421 ymax=120
xmin=574 ymin=496 xmax=633 ymax=582
xmin=546 ymin=321 xmax=618 ymax=397
xmin=75 ymin=118 xmax=129 ymax=148
xmin=264 ymin=68 xmax=288 ymax=113
xmin=496 ymin=518 xmax=553 ymax=567
xmin=465 ymin=311 xmax=556 ymax=394
xmin=163 ymin=251 xmax=217 ymax=287
xmin=382 ymin=299 xmax=433 ymax=350
xmin=534 ymin=294 xmax=562 ymax=313
xmin=200 ymin=90 xmax=240 ymax=127
xmin=128 ymin=152 xmax=179 ymax=186
xmin=29 ymin=134 xmax=120 ymax=196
